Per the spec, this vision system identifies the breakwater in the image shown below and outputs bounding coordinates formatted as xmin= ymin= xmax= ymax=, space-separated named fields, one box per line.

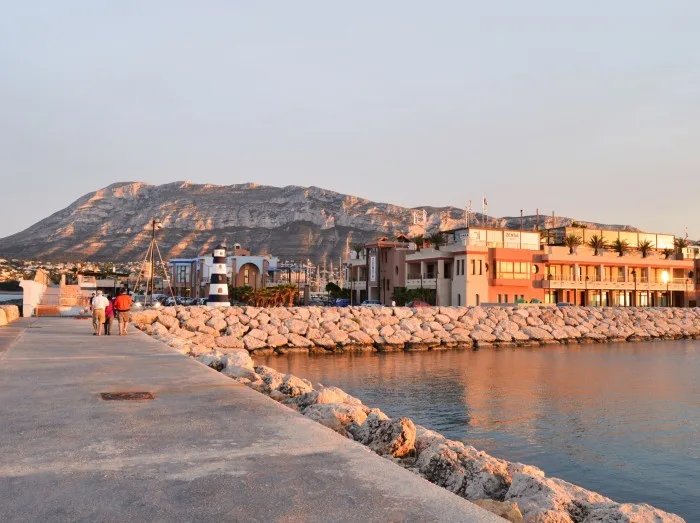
xmin=131 ymin=304 xmax=693 ymax=522
xmin=0 ymin=305 xmax=20 ymax=327
xmin=131 ymin=304 xmax=700 ymax=356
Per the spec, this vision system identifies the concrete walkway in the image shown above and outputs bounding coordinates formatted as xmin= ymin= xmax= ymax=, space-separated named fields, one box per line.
xmin=0 ymin=318 xmax=500 ymax=523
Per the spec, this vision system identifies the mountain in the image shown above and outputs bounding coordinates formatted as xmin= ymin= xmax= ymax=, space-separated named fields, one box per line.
xmin=0 ymin=181 xmax=638 ymax=262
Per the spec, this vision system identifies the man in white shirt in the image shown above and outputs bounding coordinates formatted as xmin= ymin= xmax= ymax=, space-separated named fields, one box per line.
xmin=91 ymin=290 xmax=110 ymax=336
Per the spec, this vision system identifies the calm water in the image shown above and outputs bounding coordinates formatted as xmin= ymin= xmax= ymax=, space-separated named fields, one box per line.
xmin=256 ymin=342 xmax=700 ymax=521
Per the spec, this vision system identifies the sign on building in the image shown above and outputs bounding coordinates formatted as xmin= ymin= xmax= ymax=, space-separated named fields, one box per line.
xmin=369 ymin=255 xmax=377 ymax=282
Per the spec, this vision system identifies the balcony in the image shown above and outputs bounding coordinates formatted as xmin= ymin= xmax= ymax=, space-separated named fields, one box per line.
xmin=342 ymin=280 xmax=367 ymax=290
xmin=406 ymin=278 xmax=436 ymax=289
xmin=539 ymin=277 xmax=694 ymax=292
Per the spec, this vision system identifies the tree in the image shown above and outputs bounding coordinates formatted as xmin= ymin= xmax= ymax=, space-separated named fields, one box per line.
xmin=674 ymin=237 xmax=689 ymax=254
xmin=325 ymin=282 xmax=349 ymax=300
xmin=587 ymin=235 xmax=607 ymax=256
xmin=662 ymin=248 xmax=673 ymax=260
xmin=351 ymin=243 xmax=365 ymax=257
xmin=427 ymin=231 xmax=446 ymax=250
xmin=612 ymin=238 xmax=629 ymax=257
xmin=637 ymin=239 xmax=654 ymax=258
xmin=411 ymin=235 xmax=424 ymax=250
xmin=564 ymin=233 xmax=582 ymax=254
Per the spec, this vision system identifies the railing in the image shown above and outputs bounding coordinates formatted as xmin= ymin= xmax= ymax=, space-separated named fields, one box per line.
xmin=455 ymin=239 xmax=540 ymax=251
xmin=495 ymin=273 xmax=531 ymax=280
xmin=407 ymin=273 xmax=436 ymax=280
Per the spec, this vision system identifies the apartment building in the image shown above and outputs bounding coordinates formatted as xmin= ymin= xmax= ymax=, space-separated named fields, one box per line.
xmin=344 ymin=226 xmax=699 ymax=307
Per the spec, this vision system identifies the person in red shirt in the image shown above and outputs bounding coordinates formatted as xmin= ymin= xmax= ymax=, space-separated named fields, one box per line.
xmin=113 ymin=289 xmax=134 ymax=336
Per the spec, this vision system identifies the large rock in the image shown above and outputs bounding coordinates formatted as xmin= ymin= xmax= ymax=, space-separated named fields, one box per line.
xmin=253 ymin=365 xmax=283 ymax=391
xmin=277 ymin=374 xmax=314 ymax=397
xmin=302 ymin=403 xmax=368 ymax=436
xmin=349 ymin=412 xmax=416 ymax=458
xmin=205 ymin=316 xmax=228 ymax=333
xmin=285 ymin=318 xmax=308 ymax=335
xmin=473 ymin=500 xmax=523 ymax=522
xmin=286 ymin=386 xmax=363 ymax=410
xmin=506 ymin=472 xmax=611 ymax=522
xmin=586 ymin=503 xmax=684 ymax=523
xmin=0 ymin=305 xmax=20 ymax=323
xmin=243 ymin=334 xmax=267 ymax=351
xmin=266 ymin=334 xmax=289 ymax=348
xmin=416 ymin=442 xmax=512 ymax=502
xmin=156 ymin=314 xmax=179 ymax=330
xmin=221 ymin=349 xmax=254 ymax=370
xmin=215 ymin=335 xmax=244 ymax=350
xmin=130 ymin=309 xmax=159 ymax=324
xmin=195 ymin=353 xmax=224 ymax=371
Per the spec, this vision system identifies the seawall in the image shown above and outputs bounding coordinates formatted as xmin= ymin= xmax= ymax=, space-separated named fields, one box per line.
xmin=131 ymin=304 xmax=700 ymax=357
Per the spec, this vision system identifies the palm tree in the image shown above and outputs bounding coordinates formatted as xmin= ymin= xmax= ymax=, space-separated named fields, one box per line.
xmin=674 ymin=237 xmax=689 ymax=255
xmin=587 ymin=234 xmax=607 ymax=256
xmin=612 ymin=238 xmax=629 ymax=257
xmin=427 ymin=231 xmax=446 ymax=250
xmin=351 ymin=242 xmax=365 ymax=258
xmin=662 ymin=248 xmax=674 ymax=260
xmin=411 ymin=235 xmax=425 ymax=250
xmin=637 ymin=239 xmax=654 ymax=258
xmin=564 ymin=233 xmax=582 ymax=254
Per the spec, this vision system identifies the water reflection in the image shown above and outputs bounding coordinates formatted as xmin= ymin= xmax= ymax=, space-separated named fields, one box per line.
xmin=256 ymin=341 xmax=700 ymax=521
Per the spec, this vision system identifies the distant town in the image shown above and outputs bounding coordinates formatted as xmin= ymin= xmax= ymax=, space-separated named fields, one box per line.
xmin=4 ymin=221 xmax=700 ymax=313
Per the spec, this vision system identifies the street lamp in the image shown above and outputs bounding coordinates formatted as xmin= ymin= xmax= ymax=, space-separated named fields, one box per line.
xmin=631 ymin=269 xmax=637 ymax=307
xmin=661 ymin=270 xmax=669 ymax=307
xmin=584 ymin=275 xmax=589 ymax=306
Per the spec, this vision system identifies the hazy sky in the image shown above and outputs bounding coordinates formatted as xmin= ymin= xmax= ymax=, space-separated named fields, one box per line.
xmin=1 ymin=1 xmax=699 ymax=238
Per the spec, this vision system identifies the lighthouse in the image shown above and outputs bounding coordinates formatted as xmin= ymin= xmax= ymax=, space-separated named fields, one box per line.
xmin=207 ymin=244 xmax=230 ymax=307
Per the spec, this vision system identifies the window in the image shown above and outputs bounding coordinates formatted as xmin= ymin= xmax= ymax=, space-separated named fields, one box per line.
xmin=244 ymin=268 xmax=249 ymax=286
xmin=476 ymin=294 xmax=480 ymax=305
xmin=479 ymin=260 xmax=483 ymax=275
xmin=177 ymin=265 xmax=191 ymax=283
xmin=497 ymin=294 xmax=502 ymax=303
xmin=457 ymin=294 xmax=461 ymax=306
xmin=471 ymin=259 xmax=476 ymax=275
xmin=496 ymin=261 xmax=531 ymax=279
xmin=504 ymin=294 xmax=508 ymax=303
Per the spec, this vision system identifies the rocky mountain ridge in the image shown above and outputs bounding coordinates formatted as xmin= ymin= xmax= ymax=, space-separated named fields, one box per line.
xmin=0 ymin=181 xmax=637 ymax=262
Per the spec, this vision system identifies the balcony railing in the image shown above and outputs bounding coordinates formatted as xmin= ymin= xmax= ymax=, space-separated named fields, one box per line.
xmin=456 ymin=239 xmax=540 ymax=251
xmin=407 ymin=273 xmax=436 ymax=280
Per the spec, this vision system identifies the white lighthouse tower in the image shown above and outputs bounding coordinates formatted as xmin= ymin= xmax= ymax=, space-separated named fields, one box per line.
xmin=207 ymin=244 xmax=230 ymax=307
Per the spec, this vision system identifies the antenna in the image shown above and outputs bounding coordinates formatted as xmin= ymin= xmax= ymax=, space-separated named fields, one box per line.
xmin=133 ymin=218 xmax=174 ymax=305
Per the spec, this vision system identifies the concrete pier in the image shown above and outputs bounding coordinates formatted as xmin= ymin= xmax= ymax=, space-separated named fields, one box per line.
xmin=0 ymin=318 xmax=499 ymax=522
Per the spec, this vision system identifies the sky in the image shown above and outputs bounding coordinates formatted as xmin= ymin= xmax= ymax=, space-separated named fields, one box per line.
xmin=1 ymin=1 xmax=699 ymax=238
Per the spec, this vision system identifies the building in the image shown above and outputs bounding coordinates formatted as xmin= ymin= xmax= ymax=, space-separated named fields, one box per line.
xmin=346 ymin=237 xmax=414 ymax=305
xmin=344 ymin=226 xmax=699 ymax=308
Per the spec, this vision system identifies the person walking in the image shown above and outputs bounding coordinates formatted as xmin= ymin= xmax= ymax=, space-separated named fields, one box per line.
xmin=91 ymin=291 xmax=109 ymax=336
xmin=114 ymin=289 xmax=133 ymax=336
xmin=104 ymin=295 xmax=114 ymax=335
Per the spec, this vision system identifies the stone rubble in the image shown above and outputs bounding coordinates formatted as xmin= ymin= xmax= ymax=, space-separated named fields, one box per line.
xmin=133 ymin=304 xmax=689 ymax=523
xmin=0 ymin=305 xmax=20 ymax=327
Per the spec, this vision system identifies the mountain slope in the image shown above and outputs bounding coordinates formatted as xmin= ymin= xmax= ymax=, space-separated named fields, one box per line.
xmin=0 ymin=181 xmax=637 ymax=262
